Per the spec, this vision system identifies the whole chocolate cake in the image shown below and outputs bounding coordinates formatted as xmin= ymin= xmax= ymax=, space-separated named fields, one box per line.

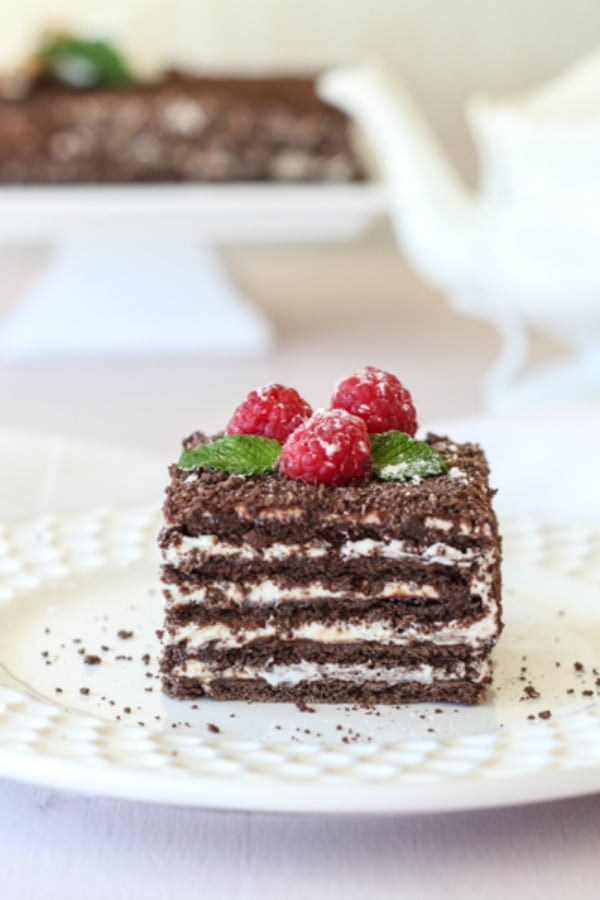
xmin=0 ymin=72 xmax=361 ymax=184
xmin=158 ymin=370 xmax=503 ymax=705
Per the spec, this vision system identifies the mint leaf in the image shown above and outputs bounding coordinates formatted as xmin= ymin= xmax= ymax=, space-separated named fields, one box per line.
xmin=369 ymin=431 xmax=447 ymax=481
xmin=178 ymin=435 xmax=281 ymax=475
xmin=37 ymin=35 xmax=134 ymax=88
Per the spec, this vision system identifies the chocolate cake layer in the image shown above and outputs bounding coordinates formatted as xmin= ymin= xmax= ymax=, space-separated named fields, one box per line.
xmin=164 ymin=434 xmax=497 ymax=545
xmin=159 ymin=432 xmax=502 ymax=705
xmin=160 ymin=546 xmax=490 ymax=582
xmin=162 ymin=567 xmax=482 ymax=604
xmin=0 ymin=74 xmax=361 ymax=184
xmin=162 ymin=638 xmax=492 ymax=705
xmin=162 ymin=675 xmax=488 ymax=705
xmin=164 ymin=597 xmax=487 ymax=630
xmin=162 ymin=639 xmax=491 ymax=669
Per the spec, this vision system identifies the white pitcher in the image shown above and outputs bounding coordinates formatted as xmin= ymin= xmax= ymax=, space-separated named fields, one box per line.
xmin=319 ymin=53 xmax=600 ymax=408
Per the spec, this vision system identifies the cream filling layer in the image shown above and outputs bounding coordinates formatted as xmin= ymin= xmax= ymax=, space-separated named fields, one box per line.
xmin=165 ymin=578 xmax=442 ymax=607
xmin=168 ymin=610 xmax=498 ymax=650
xmin=163 ymin=534 xmax=491 ymax=567
xmin=175 ymin=657 xmax=491 ymax=687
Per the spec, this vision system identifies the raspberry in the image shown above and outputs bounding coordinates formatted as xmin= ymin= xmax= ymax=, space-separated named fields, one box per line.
xmin=226 ymin=383 xmax=312 ymax=444
xmin=331 ymin=366 xmax=417 ymax=435
xmin=279 ymin=409 xmax=371 ymax=485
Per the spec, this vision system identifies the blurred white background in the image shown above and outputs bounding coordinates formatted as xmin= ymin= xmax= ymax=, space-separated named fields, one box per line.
xmin=1 ymin=1 xmax=600 ymax=435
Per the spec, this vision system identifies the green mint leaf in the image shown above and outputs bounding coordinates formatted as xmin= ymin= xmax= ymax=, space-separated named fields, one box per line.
xmin=178 ymin=435 xmax=281 ymax=475
xmin=369 ymin=431 xmax=448 ymax=481
xmin=38 ymin=35 xmax=134 ymax=88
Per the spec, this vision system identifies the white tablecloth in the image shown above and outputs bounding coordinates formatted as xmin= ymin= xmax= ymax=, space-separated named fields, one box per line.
xmin=1 ymin=405 xmax=599 ymax=900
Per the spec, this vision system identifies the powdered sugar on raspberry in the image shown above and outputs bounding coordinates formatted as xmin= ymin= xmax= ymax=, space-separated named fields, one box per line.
xmin=226 ymin=383 xmax=312 ymax=444
xmin=279 ymin=408 xmax=371 ymax=485
xmin=331 ymin=366 xmax=418 ymax=436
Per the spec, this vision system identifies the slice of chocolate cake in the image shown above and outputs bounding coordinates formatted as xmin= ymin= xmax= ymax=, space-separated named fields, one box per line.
xmin=159 ymin=374 xmax=502 ymax=705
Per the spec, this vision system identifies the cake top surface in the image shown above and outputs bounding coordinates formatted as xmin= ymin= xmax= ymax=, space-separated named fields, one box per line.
xmin=162 ymin=433 xmax=497 ymax=542
xmin=162 ymin=369 xmax=498 ymax=543
xmin=0 ymin=69 xmax=345 ymax=112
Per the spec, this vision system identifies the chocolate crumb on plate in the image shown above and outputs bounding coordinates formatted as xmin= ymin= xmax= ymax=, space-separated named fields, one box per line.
xmin=84 ymin=654 xmax=101 ymax=665
xmin=295 ymin=699 xmax=316 ymax=713
xmin=538 ymin=710 xmax=552 ymax=720
xmin=207 ymin=723 xmax=220 ymax=734
xmin=117 ymin=630 xmax=134 ymax=640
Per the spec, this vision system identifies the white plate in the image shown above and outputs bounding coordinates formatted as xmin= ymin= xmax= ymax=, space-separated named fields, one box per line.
xmin=0 ymin=506 xmax=599 ymax=814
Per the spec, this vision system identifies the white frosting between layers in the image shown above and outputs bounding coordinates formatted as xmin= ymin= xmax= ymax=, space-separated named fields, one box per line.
xmin=168 ymin=610 xmax=498 ymax=650
xmin=165 ymin=577 xmax=441 ymax=607
xmin=174 ymin=657 xmax=491 ymax=687
xmin=164 ymin=546 xmax=499 ymax=608
xmin=163 ymin=534 xmax=491 ymax=567
xmin=163 ymin=535 xmax=328 ymax=564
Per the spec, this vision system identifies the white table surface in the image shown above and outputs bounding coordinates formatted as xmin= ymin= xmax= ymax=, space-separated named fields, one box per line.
xmin=1 ymin=237 xmax=599 ymax=900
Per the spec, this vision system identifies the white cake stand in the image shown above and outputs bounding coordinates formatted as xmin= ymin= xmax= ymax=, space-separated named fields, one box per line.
xmin=0 ymin=183 xmax=386 ymax=360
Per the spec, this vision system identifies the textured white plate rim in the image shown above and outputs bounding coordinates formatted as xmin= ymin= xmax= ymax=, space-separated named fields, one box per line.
xmin=0 ymin=506 xmax=599 ymax=815
xmin=0 ymin=745 xmax=599 ymax=815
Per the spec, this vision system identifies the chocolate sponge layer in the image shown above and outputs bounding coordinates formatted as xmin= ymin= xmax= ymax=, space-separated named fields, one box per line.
xmin=161 ymin=675 xmax=488 ymax=705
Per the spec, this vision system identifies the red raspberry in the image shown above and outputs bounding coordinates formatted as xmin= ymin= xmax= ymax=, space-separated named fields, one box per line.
xmin=331 ymin=366 xmax=417 ymax=435
xmin=279 ymin=409 xmax=371 ymax=485
xmin=226 ymin=383 xmax=312 ymax=444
